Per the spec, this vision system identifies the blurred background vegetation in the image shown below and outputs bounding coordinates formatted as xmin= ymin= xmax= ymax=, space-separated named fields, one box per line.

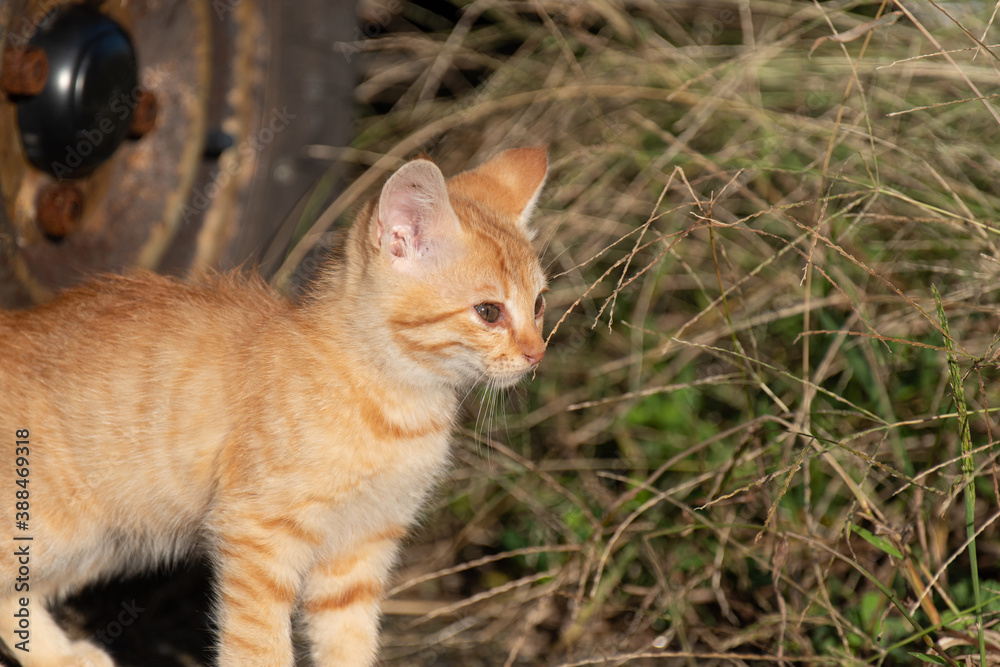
xmin=300 ymin=1 xmax=1000 ymax=665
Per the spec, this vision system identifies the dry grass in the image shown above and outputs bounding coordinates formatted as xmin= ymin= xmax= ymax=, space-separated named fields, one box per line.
xmin=287 ymin=1 xmax=1000 ymax=664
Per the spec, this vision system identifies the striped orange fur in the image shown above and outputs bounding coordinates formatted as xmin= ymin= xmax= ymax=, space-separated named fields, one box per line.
xmin=0 ymin=147 xmax=549 ymax=666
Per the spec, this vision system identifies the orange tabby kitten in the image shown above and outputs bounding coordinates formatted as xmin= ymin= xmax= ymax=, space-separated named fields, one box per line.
xmin=0 ymin=147 xmax=549 ymax=667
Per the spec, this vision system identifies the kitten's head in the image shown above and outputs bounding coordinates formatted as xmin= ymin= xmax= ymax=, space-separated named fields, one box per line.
xmin=367 ymin=147 xmax=549 ymax=390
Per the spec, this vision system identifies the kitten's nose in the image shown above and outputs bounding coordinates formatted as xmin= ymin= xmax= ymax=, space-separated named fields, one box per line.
xmin=518 ymin=332 xmax=546 ymax=366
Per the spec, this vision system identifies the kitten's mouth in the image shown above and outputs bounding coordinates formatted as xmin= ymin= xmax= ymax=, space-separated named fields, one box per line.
xmin=489 ymin=369 xmax=533 ymax=389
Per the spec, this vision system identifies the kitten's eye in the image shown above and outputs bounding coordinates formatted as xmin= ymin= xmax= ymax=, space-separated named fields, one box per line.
xmin=475 ymin=303 xmax=501 ymax=323
xmin=534 ymin=294 xmax=545 ymax=317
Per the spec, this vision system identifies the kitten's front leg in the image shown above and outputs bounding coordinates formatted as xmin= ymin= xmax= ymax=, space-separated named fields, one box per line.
xmin=212 ymin=528 xmax=308 ymax=667
xmin=0 ymin=594 xmax=114 ymax=667
xmin=302 ymin=525 xmax=405 ymax=666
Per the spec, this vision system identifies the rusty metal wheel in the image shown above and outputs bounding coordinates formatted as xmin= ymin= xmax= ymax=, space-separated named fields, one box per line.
xmin=0 ymin=0 xmax=357 ymax=307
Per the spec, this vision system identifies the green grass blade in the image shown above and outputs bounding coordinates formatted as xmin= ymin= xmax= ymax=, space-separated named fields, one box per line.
xmin=934 ymin=285 xmax=985 ymax=665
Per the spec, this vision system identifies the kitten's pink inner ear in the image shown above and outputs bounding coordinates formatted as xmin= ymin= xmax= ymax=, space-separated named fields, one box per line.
xmin=386 ymin=220 xmax=411 ymax=259
xmin=376 ymin=159 xmax=454 ymax=263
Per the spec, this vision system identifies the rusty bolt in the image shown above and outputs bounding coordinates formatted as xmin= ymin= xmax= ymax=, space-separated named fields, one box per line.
xmin=1 ymin=46 xmax=49 ymax=97
xmin=127 ymin=89 xmax=158 ymax=138
xmin=36 ymin=183 xmax=84 ymax=239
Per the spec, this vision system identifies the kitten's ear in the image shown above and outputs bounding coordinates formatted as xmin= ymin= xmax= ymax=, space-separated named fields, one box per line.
xmin=451 ymin=147 xmax=548 ymax=232
xmin=376 ymin=159 xmax=460 ymax=269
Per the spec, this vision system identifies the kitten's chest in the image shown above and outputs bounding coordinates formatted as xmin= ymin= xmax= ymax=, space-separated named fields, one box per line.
xmin=303 ymin=425 xmax=453 ymax=555
xmin=237 ymin=358 xmax=458 ymax=540
xmin=339 ymin=417 xmax=453 ymax=503
xmin=318 ymin=375 xmax=453 ymax=473
xmin=283 ymin=382 xmax=455 ymax=500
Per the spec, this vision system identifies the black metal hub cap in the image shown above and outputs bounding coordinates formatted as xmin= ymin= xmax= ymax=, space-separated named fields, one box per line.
xmin=16 ymin=4 xmax=138 ymax=179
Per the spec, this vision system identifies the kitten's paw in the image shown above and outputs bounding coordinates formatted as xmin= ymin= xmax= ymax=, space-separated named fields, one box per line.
xmin=65 ymin=640 xmax=115 ymax=667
